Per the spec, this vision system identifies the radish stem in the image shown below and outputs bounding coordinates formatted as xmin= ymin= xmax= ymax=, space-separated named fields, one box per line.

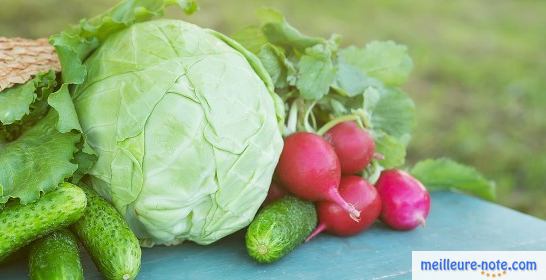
xmin=284 ymin=100 xmax=299 ymax=136
xmin=303 ymin=100 xmax=318 ymax=133
xmin=327 ymin=188 xmax=361 ymax=221
xmin=316 ymin=115 xmax=359 ymax=136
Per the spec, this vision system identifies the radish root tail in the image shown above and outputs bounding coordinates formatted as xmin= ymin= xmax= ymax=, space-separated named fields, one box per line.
xmin=348 ymin=204 xmax=361 ymax=222
xmin=305 ymin=223 xmax=327 ymax=242
xmin=417 ymin=216 xmax=426 ymax=227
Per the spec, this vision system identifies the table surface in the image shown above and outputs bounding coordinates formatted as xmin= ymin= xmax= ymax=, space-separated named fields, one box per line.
xmin=1 ymin=191 xmax=546 ymax=280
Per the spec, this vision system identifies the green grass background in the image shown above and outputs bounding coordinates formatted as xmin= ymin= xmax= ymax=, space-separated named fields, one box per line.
xmin=1 ymin=0 xmax=545 ymax=218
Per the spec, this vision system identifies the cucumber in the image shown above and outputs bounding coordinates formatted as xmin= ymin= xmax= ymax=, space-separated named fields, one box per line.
xmin=29 ymin=229 xmax=83 ymax=280
xmin=72 ymin=187 xmax=141 ymax=280
xmin=0 ymin=183 xmax=87 ymax=262
xmin=246 ymin=196 xmax=317 ymax=263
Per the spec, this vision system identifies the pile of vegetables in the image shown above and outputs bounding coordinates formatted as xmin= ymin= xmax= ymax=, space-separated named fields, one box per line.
xmin=0 ymin=0 xmax=497 ymax=278
xmin=245 ymin=128 xmax=431 ymax=263
xmin=237 ymin=9 xmax=495 ymax=263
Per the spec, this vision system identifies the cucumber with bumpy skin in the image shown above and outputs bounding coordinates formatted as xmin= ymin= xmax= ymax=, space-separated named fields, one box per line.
xmin=29 ymin=229 xmax=83 ymax=280
xmin=0 ymin=183 xmax=87 ymax=262
xmin=246 ymin=196 xmax=317 ymax=263
xmin=72 ymin=187 xmax=141 ymax=280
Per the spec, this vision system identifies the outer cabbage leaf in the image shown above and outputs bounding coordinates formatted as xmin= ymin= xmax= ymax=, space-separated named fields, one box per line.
xmin=257 ymin=43 xmax=296 ymax=89
xmin=258 ymin=8 xmax=324 ymax=52
xmin=211 ymin=30 xmax=285 ymax=131
xmin=73 ymin=20 xmax=283 ymax=246
xmin=232 ymin=26 xmax=269 ymax=54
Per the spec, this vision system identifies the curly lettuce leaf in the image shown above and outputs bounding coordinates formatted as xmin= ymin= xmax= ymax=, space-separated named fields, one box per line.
xmin=50 ymin=0 xmax=192 ymax=87
xmin=0 ymin=111 xmax=80 ymax=205
xmin=211 ymin=30 xmax=285 ymax=131
xmin=232 ymin=26 xmax=269 ymax=54
xmin=0 ymin=73 xmax=83 ymax=208
xmin=70 ymin=143 xmax=98 ymax=184
xmin=0 ymin=81 xmax=36 ymax=125
xmin=49 ymin=0 xmax=194 ymax=129
xmin=28 ymin=0 xmax=194 ymax=193
xmin=0 ymin=74 xmax=81 ymax=206
xmin=0 ymin=71 xmax=58 ymax=139
xmin=48 ymin=84 xmax=82 ymax=132
xmin=411 ymin=158 xmax=496 ymax=200
xmin=0 ymin=0 xmax=185 ymax=207
xmin=340 ymin=41 xmax=413 ymax=86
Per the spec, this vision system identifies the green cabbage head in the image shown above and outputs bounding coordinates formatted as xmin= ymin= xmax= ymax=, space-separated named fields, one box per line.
xmin=73 ymin=19 xmax=283 ymax=246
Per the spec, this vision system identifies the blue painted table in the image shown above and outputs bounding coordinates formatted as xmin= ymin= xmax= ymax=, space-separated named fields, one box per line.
xmin=2 ymin=191 xmax=546 ymax=279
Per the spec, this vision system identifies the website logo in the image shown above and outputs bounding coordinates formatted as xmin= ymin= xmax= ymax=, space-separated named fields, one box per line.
xmin=412 ymin=251 xmax=544 ymax=280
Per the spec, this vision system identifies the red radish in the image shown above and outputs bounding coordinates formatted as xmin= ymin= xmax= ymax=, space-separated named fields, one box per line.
xmin=375 ymin=169 xmax=431 ymax=230
xmin=306 ymin=176 xmax=381 ymax=241
xmin=263 ymin=182 xmax=287 ymax=205
xmin=277 ymin=132 xmax=360 ymax=219
xmin=323 ymin=121 xmax=375 ymax=175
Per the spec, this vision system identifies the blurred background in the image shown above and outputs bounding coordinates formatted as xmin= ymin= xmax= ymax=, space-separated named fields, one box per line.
xmin=1 ymin=0 xmax=545 ymax=218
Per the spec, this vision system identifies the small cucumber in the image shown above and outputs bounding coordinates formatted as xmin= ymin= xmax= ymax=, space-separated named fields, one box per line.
xmin=29 ymin=229 xmax=83 ymax=280
xmin=246 ymin=196 xmax=317 ymax=263
xmin=0 ymin=183 xmax=87 ymax=262
xmin=72 ymin=187 xmax=141 ymax=280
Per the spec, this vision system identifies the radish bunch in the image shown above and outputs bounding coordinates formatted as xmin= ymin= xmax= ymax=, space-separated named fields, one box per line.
xmin=268 ymin=121 xmax=432 ymax=241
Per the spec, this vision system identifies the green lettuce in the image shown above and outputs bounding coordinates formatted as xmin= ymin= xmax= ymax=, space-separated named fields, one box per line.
xmin=0 ymin=71 xmax=58 ymax=141
xmin=0 ymin=71 xmax=82 ymax=207
xmin=0 ymin=112 xmax=80 ymax=205
xmin=0 ymin=0 xmax=199 ymax=212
